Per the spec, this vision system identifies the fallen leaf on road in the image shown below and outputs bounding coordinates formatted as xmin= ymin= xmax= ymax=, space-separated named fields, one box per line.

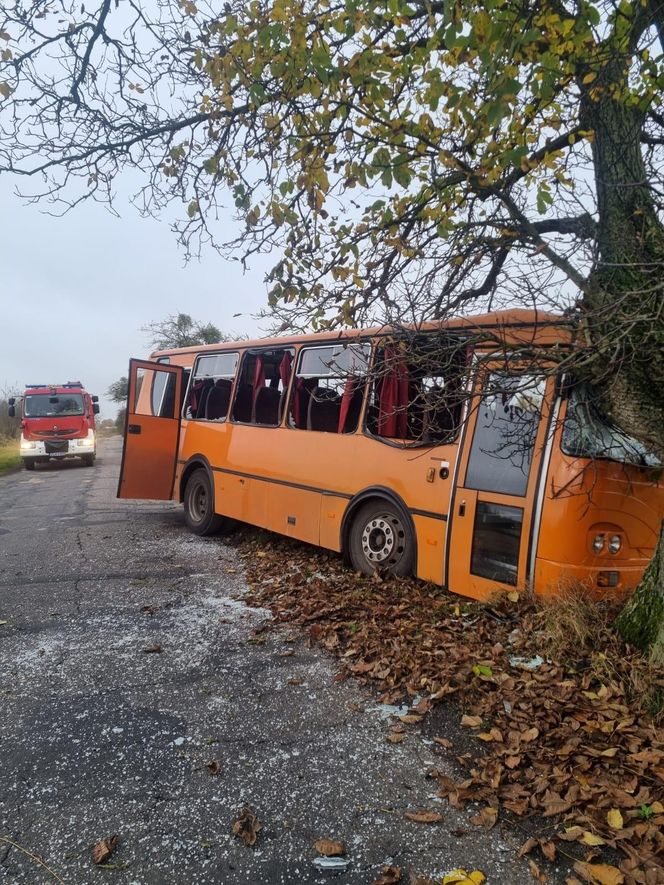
xmin=404 ymin=810 xmax=443 ymax=824
xmin=141 ymin=605 xmax=157 ymax=616
xmin=528 ymin=858 xmax=547 ymax=882
xmin=470 ymin=806 xmax=498 ymax=829
xmin=232 ymin=806 xmax=262 ymax=846
xmin=387 ymin=731 xmax=405 ymax=743
xmin=206 ymin=760 xmax=221 ymax=775
xmin=606 ymin=809 xmax=623 ymax=829
xmin=460 ymin=715 xmax=483 ymax=728
xmin=92 ymin=835 xmax=118 ymax=865
xmin=287 ymin=677 xmax=304 ymax=685
xmin=580 ymin=831 xmax=604 ymax=846
xmin=572 ymin=862 xmax=624 ymax=884
xmin=442 ymin=869 xmax=485 ymax=884
xmin=279 ymin=649 xmax=295 ymax=657
xmin=373 ymin=865 xmax=402 ymax=884
xmin=142 ymin=644 xmax=162 ymax=654
xmin=314 ymin=838 xmax=345 ymax=856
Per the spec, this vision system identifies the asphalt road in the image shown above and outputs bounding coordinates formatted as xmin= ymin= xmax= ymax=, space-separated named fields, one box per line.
xmin=0 ymin=438 xmax=547 ymax=884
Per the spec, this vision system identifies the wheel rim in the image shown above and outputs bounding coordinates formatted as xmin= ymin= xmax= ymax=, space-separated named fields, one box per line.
xmin=190 ymin=481 xmax=207 ymax=523
xmin=361 ymin=513 xmax=406 ymax=566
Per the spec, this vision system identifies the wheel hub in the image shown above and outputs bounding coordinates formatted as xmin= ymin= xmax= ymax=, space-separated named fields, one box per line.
xmin=361 ymin=516 xmax=401 ymax=564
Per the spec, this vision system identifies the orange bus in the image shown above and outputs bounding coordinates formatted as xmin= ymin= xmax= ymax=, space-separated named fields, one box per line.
xmin=117 ymin=309 xmax=663 ymax=601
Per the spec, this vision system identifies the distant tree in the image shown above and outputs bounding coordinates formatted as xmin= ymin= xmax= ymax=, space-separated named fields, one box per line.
xmin=107 ymin=376 xmax=129 ymax=404
xmin=142 ymin=313 xmax=225 ymax=351
xmin=0 ymin=385 xmax=20 ymax=440
xmin=114 ymin=407 xmax=126 ymax=433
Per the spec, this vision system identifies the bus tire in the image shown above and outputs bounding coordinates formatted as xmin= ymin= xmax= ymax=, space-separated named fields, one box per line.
xmin=23 ymin=459 xmax=35 ymax=471
xmin=183 ymin=468 xmax=224 ymax=536
xmin=83 ymin=454 xmax=95 ymax=467
xmin=348 ymin=501 xmax=415 ymax=578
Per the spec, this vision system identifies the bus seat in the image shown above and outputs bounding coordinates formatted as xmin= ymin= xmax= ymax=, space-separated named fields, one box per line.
xmin=206 ymin=379 xmax=232 ymax=420
xmin=233 ymin=384 xmax=253 ymax=422
xmin=340 ymin=388 xmax=363 ymax=433
xmin=254 ymin=386 xmax=281 ymax=425
xmin=195 ymin=381 xmax=213 ymax=419
xmin=308 ymin=388 xmax=341 ymax=432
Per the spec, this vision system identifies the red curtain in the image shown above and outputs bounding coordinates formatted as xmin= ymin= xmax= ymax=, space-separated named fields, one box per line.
xmin=378 ymin=348 xmax=409 ymax=438
xmin=338 ymin=378 xmax=358 ymax=433
xmin=279 ymin=352 xmax=292 ymax=387
xmin=252 ymin=355 xmax=265 ymax=406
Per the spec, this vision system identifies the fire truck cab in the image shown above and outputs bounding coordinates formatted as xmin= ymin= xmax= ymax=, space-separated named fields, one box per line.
xmin=8 ymin=382 xmax=100 ymax=470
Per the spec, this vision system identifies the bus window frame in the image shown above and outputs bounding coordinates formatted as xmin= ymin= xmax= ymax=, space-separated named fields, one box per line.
xmin=362 ymin=334 xmax=467 ymax=449
xmin=182 ymin=350 xmax=241 ymax=423
xmin=229 ymin=346 xmax=296 ymax=429
xmin=286 ymin=339 xmax=372 ymax=434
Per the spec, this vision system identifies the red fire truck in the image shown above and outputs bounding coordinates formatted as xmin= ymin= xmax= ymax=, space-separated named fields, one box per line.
xmin=8 ymin=382 xmax=100 ymax=469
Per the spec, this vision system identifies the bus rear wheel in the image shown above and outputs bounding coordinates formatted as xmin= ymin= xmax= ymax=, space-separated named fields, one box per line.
xmin=349 ymin=501 xmax=414 ymax=578
xmin=23 ymin=459 xmax=35 ymax=471
xmin=183 ymin=468 xmax=225 ymax=536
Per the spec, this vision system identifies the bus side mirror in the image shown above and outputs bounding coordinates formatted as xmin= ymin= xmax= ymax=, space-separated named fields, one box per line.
xmin=93 ymin=403 xmax=100 ymax=415
xmin=8 ymin=405 xmax=15 ymax=417
xmin=91 ymin=395 xmax=99 ymax=403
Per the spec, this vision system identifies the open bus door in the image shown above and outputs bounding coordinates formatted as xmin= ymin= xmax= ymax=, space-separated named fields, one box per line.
xmin=117 ymin=359 xmax=184 ymax=500
xmin=446 ymin=369 xmax=554 ymax=599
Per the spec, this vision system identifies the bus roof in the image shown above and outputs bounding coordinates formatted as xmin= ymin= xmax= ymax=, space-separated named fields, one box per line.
xmin=150 ymin=308 xmax=572 ymax=360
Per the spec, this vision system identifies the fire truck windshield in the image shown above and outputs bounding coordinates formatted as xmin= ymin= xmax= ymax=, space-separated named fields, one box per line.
xmin=24 ymin=394 xmax=85 ymax=417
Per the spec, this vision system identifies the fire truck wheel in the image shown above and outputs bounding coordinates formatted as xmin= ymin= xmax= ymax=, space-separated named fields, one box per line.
xmin=184 ymin=468 xmax=225 ymax=536
xmin=348 ymin=500 xmax=415 ymax=578
xmin=22 ymin=459 xmax=35 ymax=471
xmin=83 ymin=454 xmax=95 ymax=467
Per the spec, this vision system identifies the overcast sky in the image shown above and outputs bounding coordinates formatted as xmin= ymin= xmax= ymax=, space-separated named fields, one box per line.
xmin=0 ymin=177 xmax=271 ymax=418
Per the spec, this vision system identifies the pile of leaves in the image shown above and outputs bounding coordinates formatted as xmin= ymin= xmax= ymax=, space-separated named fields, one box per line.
xmin=235 ymin=532 xmax=664 ymax=885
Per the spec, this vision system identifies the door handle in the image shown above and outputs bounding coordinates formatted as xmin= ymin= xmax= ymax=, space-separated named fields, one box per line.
xmin=128 ymin=424 xmax=142 ymax=435
xmin=458 ymin=500 xmax=466 ymax=517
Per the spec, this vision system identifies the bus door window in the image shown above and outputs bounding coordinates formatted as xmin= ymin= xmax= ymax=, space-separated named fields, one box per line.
xmin=289 ymin=342 xmax=370 ymax=433
xmin=367 ymin=337 xmax=466 ymax=445
xmin=184 ymin=352 xmax=239 ymax=421
xmin=232 ymin=349 xmax=295 ymax=426
xmin=463 ymin=373 xmax=545 ymax=586
xmin=465 ymin=374 xmax=545 ymax=496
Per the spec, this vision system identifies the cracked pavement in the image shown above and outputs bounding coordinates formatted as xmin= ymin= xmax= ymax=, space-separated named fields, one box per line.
xmin=0 ymin=438 xmax=552 ymax=884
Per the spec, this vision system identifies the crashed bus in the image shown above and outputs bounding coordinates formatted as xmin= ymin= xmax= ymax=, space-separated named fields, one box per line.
xmin=117 ymin=309 xmax=663 ymax=600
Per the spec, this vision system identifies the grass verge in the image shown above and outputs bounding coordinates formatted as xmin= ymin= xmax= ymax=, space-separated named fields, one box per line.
xmin=0 ymin=441 xmax=20 ymax=474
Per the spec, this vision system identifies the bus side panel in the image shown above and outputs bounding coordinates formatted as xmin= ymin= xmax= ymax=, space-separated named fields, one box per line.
xmin=319 ymin=496 xmax=347 ymax=553
xmin=412 ymin=514 xmax=446 ymax=585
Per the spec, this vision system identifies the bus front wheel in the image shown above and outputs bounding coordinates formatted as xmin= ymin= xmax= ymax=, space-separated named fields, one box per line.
xmin=23 ymin=459 xmax=35 ymax=471
xmin=349 ymin=501 xmax=414 ymax=578
xmin=183 ymin=469 xmax=225 ymax=536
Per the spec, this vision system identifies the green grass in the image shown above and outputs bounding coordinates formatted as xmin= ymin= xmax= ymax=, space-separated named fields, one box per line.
xmin=0 ymin=441 xmax=21 ymax=474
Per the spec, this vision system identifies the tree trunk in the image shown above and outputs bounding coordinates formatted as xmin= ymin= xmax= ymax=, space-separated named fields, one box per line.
xmin=616 ymin=523 xmax=664 ymax=664
xmin=579 ymin=61 xmax=664 ymax=661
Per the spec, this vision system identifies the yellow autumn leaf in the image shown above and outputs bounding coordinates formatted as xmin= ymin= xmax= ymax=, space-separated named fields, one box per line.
xmin=651 ymin=801 xmax=664 ymax=813
xmin=442 ymin=870 xmax=486 ymax=885
xmin=581 ymin=831 xmax=605 ymax=846
xmin=507 ymin=590 xmax=519 ymax=602
xmin=607 ymin=808 xmax=623 ymax=829
xmin=573 ymin=861 xmax=624 ymax=885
